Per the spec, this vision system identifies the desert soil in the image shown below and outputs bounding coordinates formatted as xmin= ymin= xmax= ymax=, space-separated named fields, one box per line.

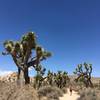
xmin=59 ymin=88 xmax=80 ymax=100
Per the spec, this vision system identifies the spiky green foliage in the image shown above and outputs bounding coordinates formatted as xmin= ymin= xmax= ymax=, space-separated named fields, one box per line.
xmin=33 ymin=69 xmax=69 ymax=89
xmin=46 ymin=70 xmax=70 ymax=88
xmin=3 ymin=32 xmax=51 ymax=84
xmin=34 ymin=73 xmax=44 ymax=89
xmin=47 ymin=70 xmax=54 ymax=86
xmin=73 ymin=62 xmax=93 ymax=88
xmin=33 ymin=65 xmax=46 ymax=89
xmin=58 ymin=71 xmax=69 ymax=88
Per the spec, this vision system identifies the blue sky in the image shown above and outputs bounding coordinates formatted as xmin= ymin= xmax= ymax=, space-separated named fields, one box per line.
xmin=0 ymin=0 xmax=100 ymax=77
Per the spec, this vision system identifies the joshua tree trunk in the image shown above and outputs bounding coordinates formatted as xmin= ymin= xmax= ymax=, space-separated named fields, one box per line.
xmin=17 ymin=67 xmax=30 ymax=85
xmin=89 ymin=78 xmax=93 ymax=88
xmin=17 ymin=68 xmax=21 ymax=85
xmin=20 ymin=70 xmax=25 ymax=86
xmin=24 ymin=67 xmax=30 ymax=84
xmin=17 ymin=68 xmax=21 ymax=79
xmin=16 ymin=69 xmax=25 ymax=86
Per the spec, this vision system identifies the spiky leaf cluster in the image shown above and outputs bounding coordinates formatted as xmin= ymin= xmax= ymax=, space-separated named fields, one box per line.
xmin=46 ymin=70 xmax=69 ymax=88
xmin=21 ymin=32 xmax=36 ymax=49
xmin=74 ymin=62 xmax=93 ymax=87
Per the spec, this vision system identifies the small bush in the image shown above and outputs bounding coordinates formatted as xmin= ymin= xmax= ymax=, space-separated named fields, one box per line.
xmin=38 ymin=85 xmax=63 ymax=100
xmin=61 ymin=87 xmax=68 ymax=94
xmin=77 ymin=88 xmax=100 ymax=100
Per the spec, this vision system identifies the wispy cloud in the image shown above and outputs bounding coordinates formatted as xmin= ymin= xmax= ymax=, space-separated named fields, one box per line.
xmin=0 ymin=69 xmax=13 ymax=76
xmin=29 ymin=67 xmax=33 ymax=71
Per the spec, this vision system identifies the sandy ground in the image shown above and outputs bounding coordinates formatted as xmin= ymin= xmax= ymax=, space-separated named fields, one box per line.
xmin=59 ymin=88 xmax=80 ymax=100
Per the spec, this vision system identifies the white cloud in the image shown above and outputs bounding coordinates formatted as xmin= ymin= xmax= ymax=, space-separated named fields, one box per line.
xmin=0 ymin=70 xmax=13 ymax=76
xmin=29 ymin=67 xmax=33 ymax=71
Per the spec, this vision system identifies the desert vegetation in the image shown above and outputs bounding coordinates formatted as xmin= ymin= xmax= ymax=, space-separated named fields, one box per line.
xmin=78 ymin=88 xmax=100 ymax=100
xmin=2 ymin=32 xmax=51 ymax=84
xmin=73 ymin=62 xmax=93 ymax=88
xmin=1 ymin=32 xmax=100 ymax=100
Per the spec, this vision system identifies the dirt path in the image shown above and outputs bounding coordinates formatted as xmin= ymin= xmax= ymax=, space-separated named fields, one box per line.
xmin=59 ymin=88 xmax=80 ymax=100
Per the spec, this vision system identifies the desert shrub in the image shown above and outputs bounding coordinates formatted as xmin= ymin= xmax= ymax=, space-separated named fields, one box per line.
xmin=93 ymin=83 xmax=98 ymax=88
xmin=0 ymin=82 xmax=18 ymax=100
xmin=0 ymin=82 xmax=39 ymax=100
xmin=10 ymin=85 xmax=39 ymax=100
xmin=77 ymin=88 xmax=100 ymax=100
xmin=38 ymin=85 xmax=63 ymax=100
xmin=39 ymin=97 xmax=48 ymax=100
xmin=61 ymin=87 xmax=68 ymax=93
xmin=97 ymin=80 xmax=100 ymax=90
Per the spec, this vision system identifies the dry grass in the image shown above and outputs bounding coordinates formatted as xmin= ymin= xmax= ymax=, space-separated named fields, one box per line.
xmin=61 ymin=87 xmax=68 ymax=94
xmin=0 ymin=75 xmax=100 ymax=100
xmin=77 ymin=88 xmax=100 ymax=100
xmin=38 ymin=85 xmax=63 ymax=100
xmin=0 ymin=81 xmax=39 ymax=100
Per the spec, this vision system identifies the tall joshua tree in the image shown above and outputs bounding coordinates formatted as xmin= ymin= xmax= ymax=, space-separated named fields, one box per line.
xmin=2 ymin=32 xmax=51 ymax=84
xmin=73 ymin=62 xmax=93 ymax=87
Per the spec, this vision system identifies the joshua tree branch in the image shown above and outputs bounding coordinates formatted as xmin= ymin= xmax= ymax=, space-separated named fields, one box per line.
xmin=12 ymin=56 xmax=24 ymax=71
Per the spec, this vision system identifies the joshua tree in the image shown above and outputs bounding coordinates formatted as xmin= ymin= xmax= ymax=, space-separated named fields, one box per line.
xmin=34 ymin=65 xmax=46 ymax=89
xmin=62 ymin=71 xmax=70 ymax=87
xmin=2 ymin=32 xmax=51 ymax=84
xmin=34 ymin=73 xmax=43 ymax=89
xmin=46 ymin=70 xmax=69 ymax=88
xmin=47 ymin=70 xmax=54 ymax=85
xmin=73 ymin=62 xmax=93 ymax=88
xmin=55 ymin=71 xmax=63 ymax=88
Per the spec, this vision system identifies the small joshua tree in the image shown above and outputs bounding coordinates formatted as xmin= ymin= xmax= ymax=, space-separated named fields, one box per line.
xmin=46 ymin=70 xmax=69 ymax=88
xmin=47 ymin=70 xmax=54 ymax=86
xmin=34 ymin=65 xmax=46 ymax=89
xmin=2 ymin=32 xmax=51 ymax=84
xmin=55 ymin=71 xmax=63 ymax=88
xmin=73 ymin=62 xmax=93 ymax=88
xmin=62 ymin=71 xmax=70 ymax=87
